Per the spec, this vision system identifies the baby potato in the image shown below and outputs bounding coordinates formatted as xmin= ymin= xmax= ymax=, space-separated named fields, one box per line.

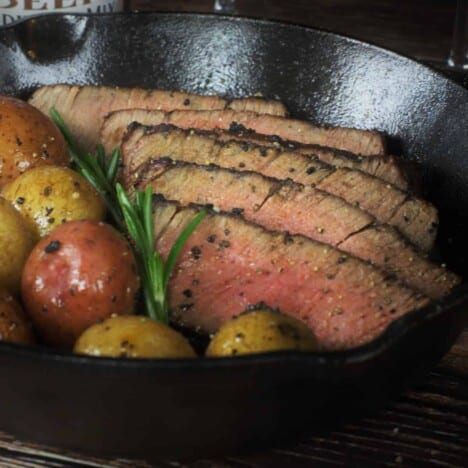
xmin=0 ymin=289 xmax=35 ymax=345
xmin=21 ymin=219 xmax=140 ymax=348
xmin=0 ymin=196 xmax=37 ymax=294
xmin=3 ymin=166 xmax=105 ymax=238
xmin=0 ymin=96 xmax=69 ymax=189
xmin=206 ymin=308 xmax=317 ymax=357
xmin=74 ymin=315 xmax=196 ymax=359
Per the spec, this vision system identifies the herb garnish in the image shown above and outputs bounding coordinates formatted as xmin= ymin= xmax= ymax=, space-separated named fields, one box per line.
xmin=50 ymin=108 xmax=205 ymax=323
xmin=50 ymin=108 xmax=124 ymax=230
xmin=116 ymin=184 xmax=205 ymax=322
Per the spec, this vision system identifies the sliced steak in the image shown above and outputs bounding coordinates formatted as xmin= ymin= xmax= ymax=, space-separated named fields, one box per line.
xmin=212 ymin=128 xmax=410 ymax=190
xmin=121 ymin=124 xmax=437 ymax=251
xmin=226 ymin=97 xmax=287 ymax=115
xmin=103 ymin=109 xmax=167 ymax=154
xmin=100 ymin=108 xmax=385 ymax=156
xmin=166 ymin=109 xmax=386 ymax=155
xmin=152 ymin=200 xmax=430 ymax=350
xmin=135 ymin=160 xmax=458 ymax=298
xmin=28 ymin=85 xmax=287 ymax=151
xmin=102 ymin=109 xmax=405 ymax=189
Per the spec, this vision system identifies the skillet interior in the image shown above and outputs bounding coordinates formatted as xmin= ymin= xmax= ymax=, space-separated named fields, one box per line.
xmin=0 ymin=12 xmax=467 ymax=459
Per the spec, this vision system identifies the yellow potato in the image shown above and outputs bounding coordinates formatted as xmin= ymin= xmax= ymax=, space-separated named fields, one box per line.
xmin=74 ymin=315 xmax=197 ymax=359
xmin=0 ymin=197 xmax=37 ymax=294
xmin=3 ymin=165 xmax=106 ymax=237
xmin=0 ymin=289 xmax=35 ymax=345
xmin=0 ymin=96 xmax=69 ymax=189
xmin=206 ymin=308 xmax=317 ymax=357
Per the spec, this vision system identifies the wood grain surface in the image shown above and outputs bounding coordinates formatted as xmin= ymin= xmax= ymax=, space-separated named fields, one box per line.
xmin=1 ymin=1 xmax=467 ymax=466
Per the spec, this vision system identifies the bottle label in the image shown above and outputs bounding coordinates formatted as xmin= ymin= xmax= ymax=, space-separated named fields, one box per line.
xmin=0 ymin=1 xmax=124 ymax=27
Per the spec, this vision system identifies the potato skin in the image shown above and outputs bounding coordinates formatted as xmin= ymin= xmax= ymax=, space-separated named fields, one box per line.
xmin=3 ymin=165 xmax=106 ymax=237
xmin=21 ymin=220 xmax=140 ymax=348
xmin=74 ymin=315 xmax=196 ymax=359
xmin=206 ymin=309 xmax=317 ymax=357
xmin=0 ymin=196 xmax=37 ymax=295
xmin=0 ymin=96 xmax=69 ymax=189
xmin=0 ymin=289 xmax=35 ymax=345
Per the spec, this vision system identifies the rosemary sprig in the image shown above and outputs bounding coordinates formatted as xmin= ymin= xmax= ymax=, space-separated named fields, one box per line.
xmin=50 ymin=108 xmax=206 ymax=323
xmin=50 ymin=108 xmax=124 ymax=230
xmin=116 ymin=184 xmax=206 ymax=323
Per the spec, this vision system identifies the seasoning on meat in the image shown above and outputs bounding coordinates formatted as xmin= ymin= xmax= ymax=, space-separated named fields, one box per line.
xmin=101 ymin=109 xmax=404 ymax=189
xmin=131 ymin=159 xmax=459 ymax=298
xmin=152 ymin=200 xmax=430 ymax=351
xmin=120 ymin=123 xmax=437 ymax=251
xmin=28 ymin=85 xmax=287 ymax=151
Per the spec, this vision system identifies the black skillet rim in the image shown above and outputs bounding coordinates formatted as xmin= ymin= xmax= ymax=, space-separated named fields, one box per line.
xmin=2 ymin=10 xmax=468 ymax=95
xmin=0 ymin=11 xmax=466 ymax=370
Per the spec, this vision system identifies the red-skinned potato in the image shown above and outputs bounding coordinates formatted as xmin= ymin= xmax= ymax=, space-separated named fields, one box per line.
xmin=0 ymin=289 xmax=35 ymax=345
xmin=21 ymin=219 xmax=140 ymax=348
xmin=0 ymin=96 xmax=69 ymax=189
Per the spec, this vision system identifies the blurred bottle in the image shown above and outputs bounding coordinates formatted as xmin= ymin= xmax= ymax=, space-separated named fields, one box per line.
xmin=448 ymin=0 xmax=468 ymax=69
xmin=213 ymin=0 xmax=236 ymax=15
xmin=0 ymin=1 xmax=126 ymax=27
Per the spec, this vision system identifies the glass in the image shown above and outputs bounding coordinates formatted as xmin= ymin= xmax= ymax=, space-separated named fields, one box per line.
xmin=213 ymin=0 xmax=237 ymax=15
xmin=448 ymin=0 xmax=468 ymax=69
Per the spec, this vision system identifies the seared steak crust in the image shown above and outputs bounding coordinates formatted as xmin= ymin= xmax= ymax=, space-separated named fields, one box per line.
xmin=100 ymin=108 xmax=385 ymax=157
xmin=103 ymin=109 xmax=405 ymax=189
xmin=28 ymin=85 xmax=287 ymax=151
xmin=153 ymin=201 xmax=430 ymax=350
xmin=212 ymin=127 xmax=410 ymax=190
xmin=162 ymin=109 xmax=386 ymax=155
xmin=136 ymin=160 xmax=458 ymax=298
xmin=121 ymin=124 xmax=437 ymax=252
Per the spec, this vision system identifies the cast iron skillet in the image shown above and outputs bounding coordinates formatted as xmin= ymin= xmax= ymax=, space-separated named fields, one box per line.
xmin=0 ymin=12 xmax=467 ymax=460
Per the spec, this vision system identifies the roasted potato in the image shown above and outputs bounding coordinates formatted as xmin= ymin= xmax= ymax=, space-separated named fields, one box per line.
xmin=0 ymin=196 xmax=37 ymax=294
xmin=206 ymin=308 xmax=317 ymax=357
xmin=0 ymin=289 xmax=35 ymax=345
xmin=0 ymin=96 xmax=69 ymax=189
xmin=3 ymin=165 xmax=106 ymax=237
xmin=21 ymin=219 xmax=140 ymax=348
xmin=74 ymin=315 xmax=196 ymax=359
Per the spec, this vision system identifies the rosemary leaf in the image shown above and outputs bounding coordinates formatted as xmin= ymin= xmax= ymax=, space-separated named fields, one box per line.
xmin=143 ymin=186 xmax=154 ymax=254
xmin=164 ymin=210 xmax=206 ymax=289
xmin=96 ymin=144 xmax=106 ymax=174
xmin=116 ymin=184 xmax=146 ymax=251
xmin=106 ymin=148 xmax=121 ymax=185
xmin=49 ymin=108 xmax=74 ymax=146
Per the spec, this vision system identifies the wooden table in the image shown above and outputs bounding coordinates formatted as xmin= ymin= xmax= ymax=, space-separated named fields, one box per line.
xmin=1 ymin=1 xmax=467 ymax=466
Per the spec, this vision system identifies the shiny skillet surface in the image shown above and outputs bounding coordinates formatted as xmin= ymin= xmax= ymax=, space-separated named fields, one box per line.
xmin=0 ymin=12 xmax=467 ymax=460
xmin=0 ymin=12 xmax=466 ymax=371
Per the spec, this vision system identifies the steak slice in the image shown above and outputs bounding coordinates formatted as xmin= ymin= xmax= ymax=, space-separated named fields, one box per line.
xmin=212 ymin=127 xmax=410 ymax=190
xmin=152 ymin=200 xmax=430 ymax=350
xmin=136 ymin=160 xmax=458 ymax=298
xmin=121 ymin=124 xmax=437 ymax=252
xmin=102 ymin=109 xmax=167 ymax=154
xmin=28 ymin=85 xmax=287 ymax=151
xmin=101 ymin=108 xmax=404 ymax=189
xmin=164 ymin=109 xmax=386 ymax=155
xmin=103 ymin=109 xmax=405 ymax=189
xmin=100 ymin=108 xmax=385 ymax=157
xmin=227 ymin=97 xmax=287 ymax=115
